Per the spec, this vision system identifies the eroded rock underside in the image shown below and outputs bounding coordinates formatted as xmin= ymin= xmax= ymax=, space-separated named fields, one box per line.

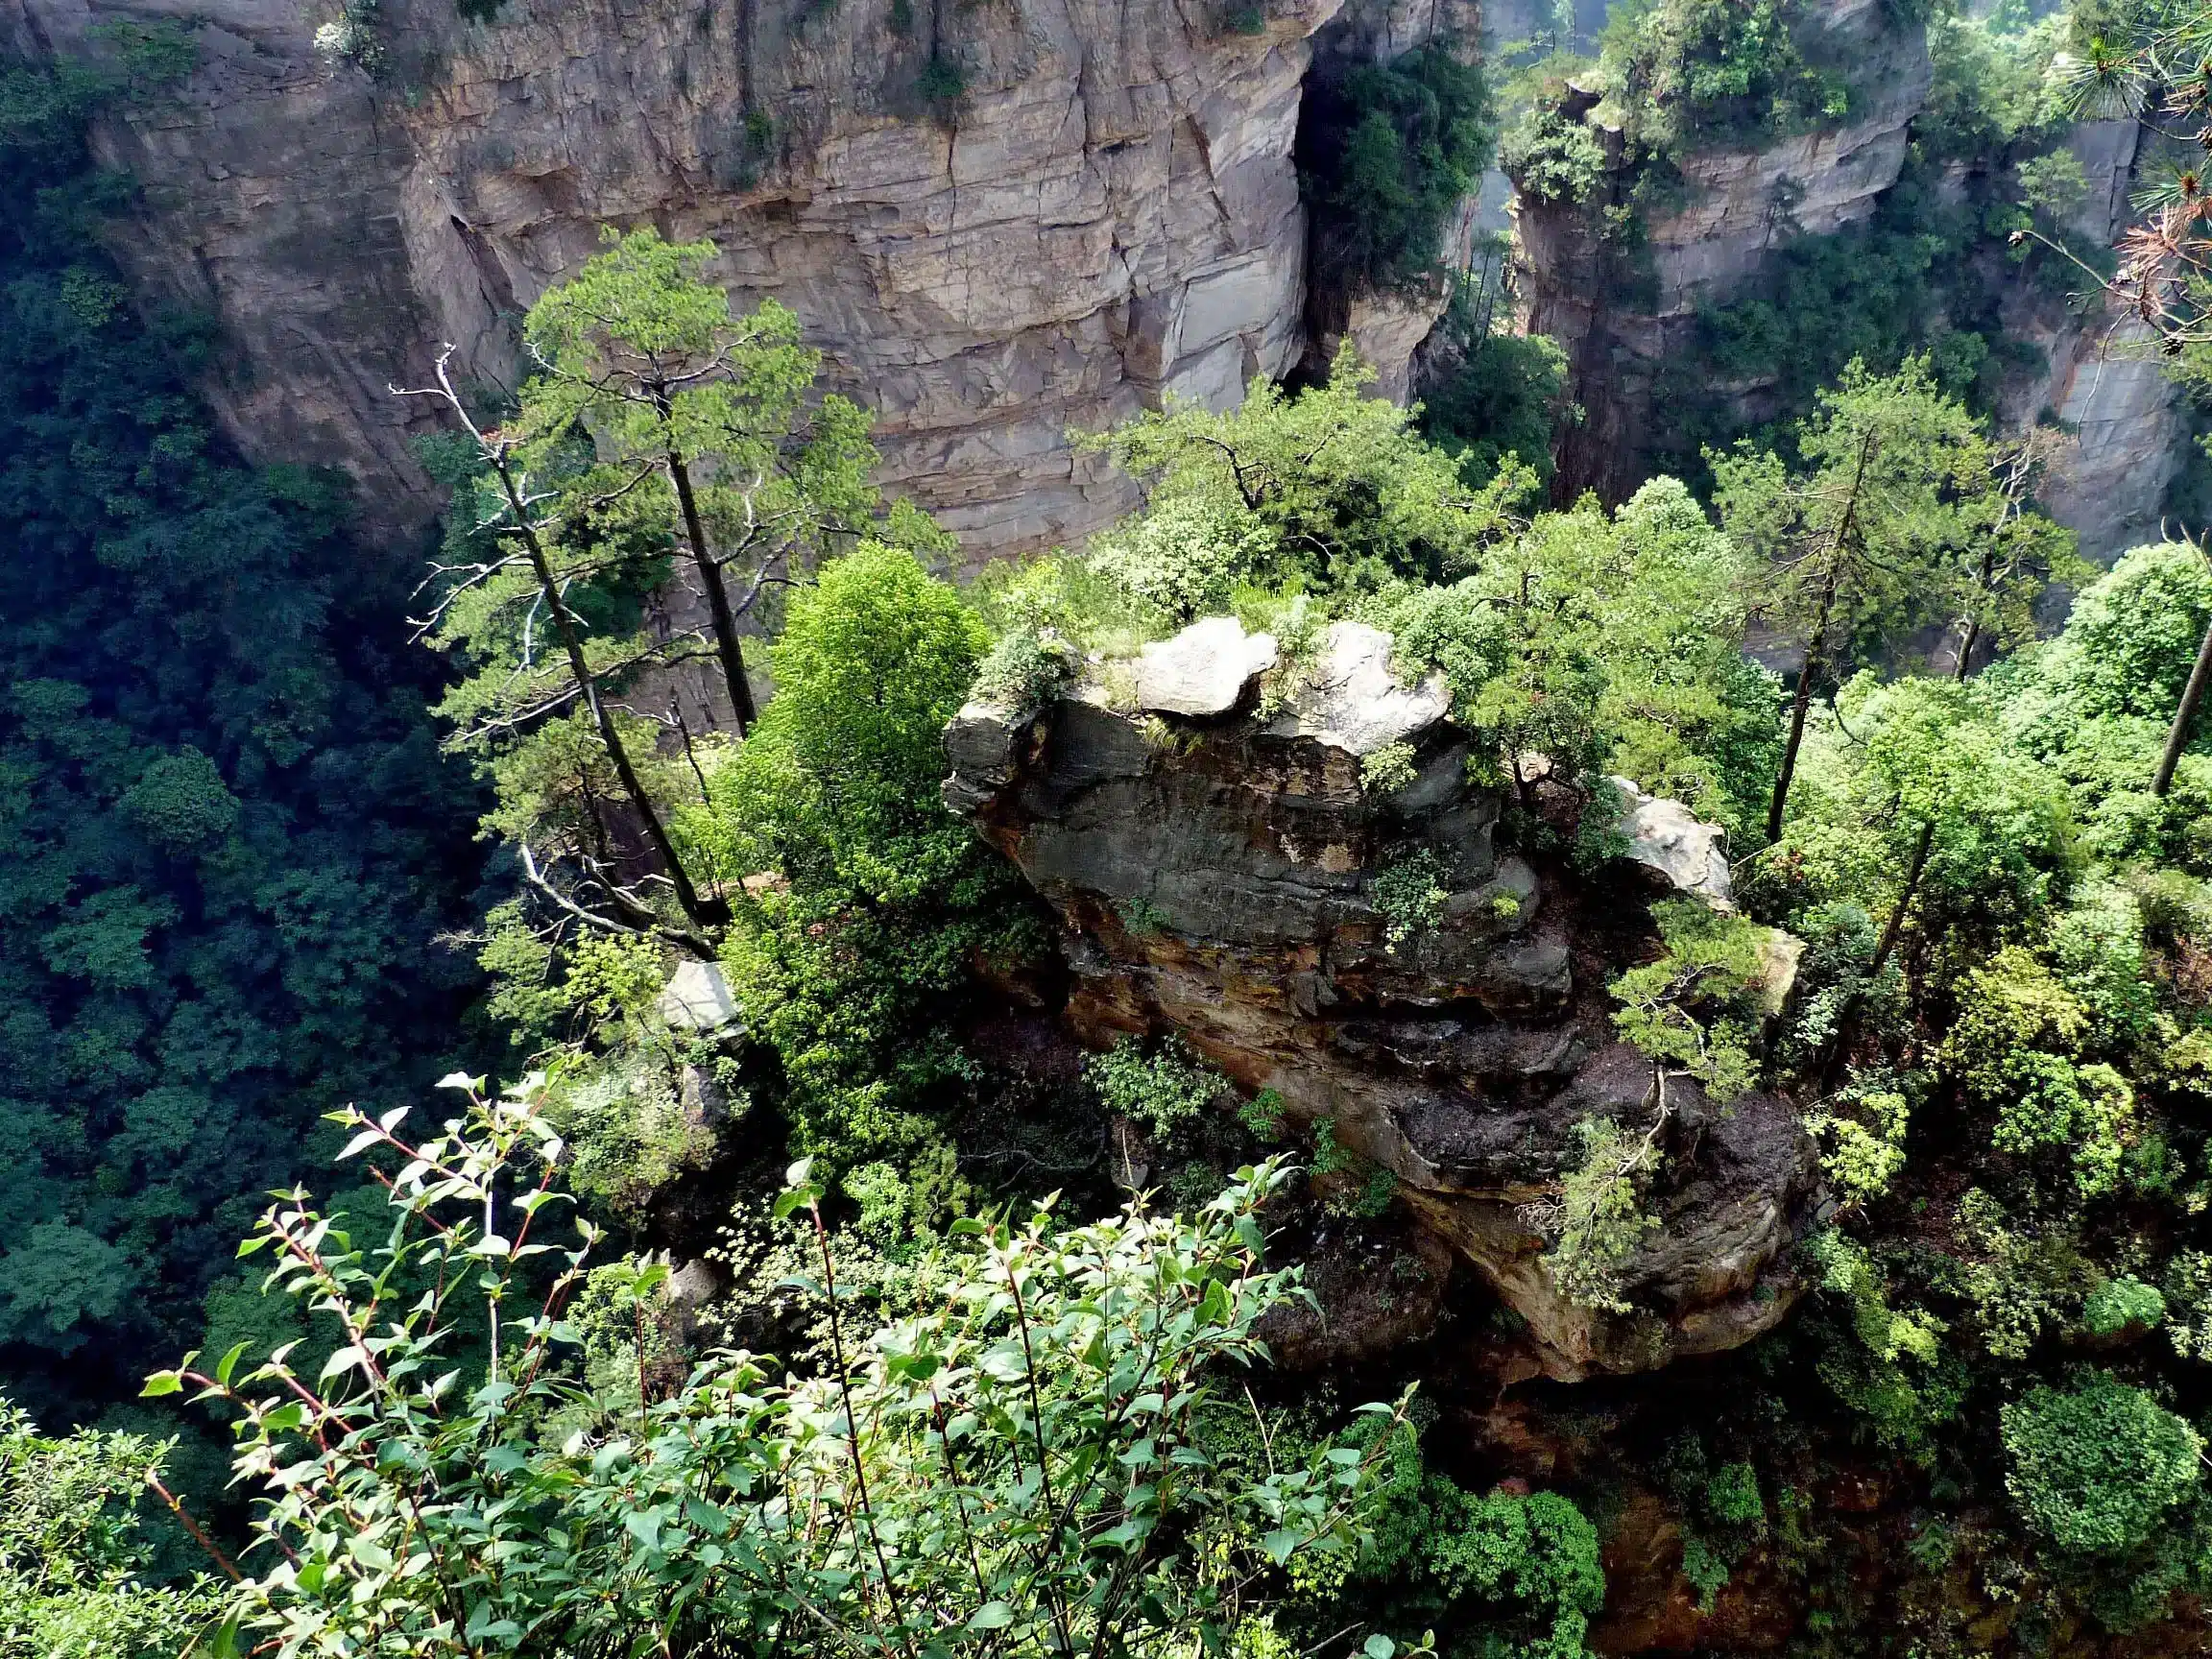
xmin=946 ymin=617 xmax=1818 ymax=1380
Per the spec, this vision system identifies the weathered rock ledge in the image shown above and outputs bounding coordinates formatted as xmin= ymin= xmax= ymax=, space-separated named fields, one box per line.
xmin=945 ymin=616 xmax=1818 ymax=1379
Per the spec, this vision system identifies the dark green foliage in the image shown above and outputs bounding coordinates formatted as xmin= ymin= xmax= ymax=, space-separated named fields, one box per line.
xmin=1650 ymin=171 xmax=2046 ymax=482
xmin=0 ymin=52 xmax=483 ymax=1418
xmin=1420 ymin=263 xmax=1572 ymax=490
xmin=915 ymin=51 xmax=968 ymax=123
xmin=1307 ymin=1419 xmax=1606 ymax=1658
xmin=1298 ymin=44 xmax=1497 ymax=296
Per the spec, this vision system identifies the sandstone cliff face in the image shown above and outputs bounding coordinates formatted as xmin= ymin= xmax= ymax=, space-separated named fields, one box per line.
xmin=4 ymin=0 xmax=1405 ymax=556
xmin=1515 ymin=0 xmax=1932 ymax=503
xmin=1998 ymin=121 xmax=2186 ymax=562
xmin=944 ymin=616 xmax=1818 ymax=1380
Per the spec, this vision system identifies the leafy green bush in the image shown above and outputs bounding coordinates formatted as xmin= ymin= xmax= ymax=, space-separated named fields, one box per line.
xmin=1084 ymin=1035 xmax=1224 ymax=1143
xmin=691 ymin=543 xmax=1033 ymax=1170
xmin=1597 ymin=0 xmax=1848 ymax=155
xmin=0 ymin=1401 xmax=222 ymax=1659
xmin=2083 ymin=1276 xmax=2167 ymax=1337
xmin=1371 ymin=848 xmax=1451 ymax=949
xmin=148 ymin=1088 xmax=1407 ymax=1657
xmin=2001 ymin=1375 xmax=2201 ymax=1558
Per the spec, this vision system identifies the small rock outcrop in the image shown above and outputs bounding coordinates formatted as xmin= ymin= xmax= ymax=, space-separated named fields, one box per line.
xmin=946 ymin=617 xmax=1818 ymax=1379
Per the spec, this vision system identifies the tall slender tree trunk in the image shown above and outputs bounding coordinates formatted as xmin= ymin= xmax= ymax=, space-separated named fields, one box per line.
xmin=493 ymin=460 xmax=720 ymax=934
xmin=1767 ymin=568 xmax=1836 ymax=845
xmin=1767 ymin=429 xmax=1877 ymax=844
xmin=2154 ymin=610 xmax=2212 ymax=797
xmin=1869 ymin=817 xmax=1935 ymax=981
xmin=1816 ymin=816 xmax=1934 ymax=1086
xmin=1952 ymin=543 xmax=1995 ymax=683
xmin=664 ymin=446 xmax=758 ymax=734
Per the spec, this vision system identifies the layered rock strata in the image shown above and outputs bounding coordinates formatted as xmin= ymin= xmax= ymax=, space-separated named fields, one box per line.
xmin=5 ymin=0 xmax=1375 ymax=556
xmin=945 ymin=616 xmax=1818 ymax=1378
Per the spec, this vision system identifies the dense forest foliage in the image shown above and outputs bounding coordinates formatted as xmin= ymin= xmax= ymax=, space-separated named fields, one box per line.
xmin=0 ymin=35 xmax=488 ymax=1433
xmin=16 ymin=0 xmax=2212 ymax=1654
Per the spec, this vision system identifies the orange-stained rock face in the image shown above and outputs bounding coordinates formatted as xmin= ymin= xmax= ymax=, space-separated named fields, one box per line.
xmin=946 ymin=616 xmax=1820 ymax=1379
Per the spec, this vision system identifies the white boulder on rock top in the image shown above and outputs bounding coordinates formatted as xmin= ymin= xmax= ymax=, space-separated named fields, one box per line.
xmin=1266 ymin=622 xmax=1451 ymax=756
xmin=1612 ymin=777 xmax=1735 ymax=908
xmin=659 ymin=960 xmax=742 ymax=1034
xmin=1132 ymin=617 xmax=1280 ymax=717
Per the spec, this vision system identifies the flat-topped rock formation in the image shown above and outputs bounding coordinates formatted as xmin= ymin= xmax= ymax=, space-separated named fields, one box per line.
xmin=946 ymin=615 xmax=1819 ymax=1378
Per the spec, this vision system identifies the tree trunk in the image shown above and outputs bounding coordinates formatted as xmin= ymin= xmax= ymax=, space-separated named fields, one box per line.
xmin=1952 ymin=615 xmax=1981 ymax=683
xmin=1766 ymin=429 xmax=1877 ymax=844
xmin=1819 ymin=815 xmax=1934 ymax=1083
xmin=1766 ymin=568 xmax=1835 ymax=844
xmin=665 ymin=446 xmax=758 ymax=735
xmin=1952 ymin=543 xmax=1994 ymax=683
xmin=2153 ymin=610 xmax=2212 ymax=797
xmin=1869 ymin=817 xmax=1935 ymax=981
xmin=493 ymin=458 xmax=721 ymax=934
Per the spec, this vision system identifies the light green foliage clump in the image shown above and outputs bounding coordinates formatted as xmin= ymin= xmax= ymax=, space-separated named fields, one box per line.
xmin=0 ymin=1401 xmax=222 ymax=1659
xmin=149 ymin=1088 xmax=1405 ymax=1659
xmin=2002 ymin=1375 xmax=2202 ymax=1559
xmin=1499 ymin=105 xmax=1609 ymax=204
xmin=692 ymin=544 xmax=1022 ymax=1168
xmin=1372 ymin=478 xmax=1774 ymax=834
xmin=1609 ymin=896 xmax=1770 ymax=1102
xmin=1954 ymin=1189 xmax=2093 ymax=1360
xmin=1800 ymin=1230 xmax=1960 ymax=1458
xmin=1993 ymin=541 xmax=2212 ymax=862
xmin=542 ymin=1049 xmax=723 ymax=1224
xmin=1942 ymin=950 xmax=2136 ymax=1200
xmin=1085 ymin=1035 xmax=1223 ymax=1143
xmin=1661 ymin=1440 xmax=1768 ymax=1611
xmin=1751 ymin=669 xmax=2077 ymax=1084
xmin=1802 ymin=1073 xmax=1911 ymax=1210
xmin=1361 ymin=739 xmax=1420 ymax=795
xmin=1091 ymin=343 xmax=1530 ymax=598
xmin=2084 ymin=1275 xmax=2167 ymax=1337
xmin=1534 ymin=1117 xmax=1664 ymax=1314
xmin=1310 ymin=1416 xmax=1605 ymax=1659
xmin=2162 ymin=1252 xmax=2212 ymax=1362
xmin=1595 ymin=0 xmax=1847 ymax=156
xmin=966 ymin=620 xmax=1075 ymax=712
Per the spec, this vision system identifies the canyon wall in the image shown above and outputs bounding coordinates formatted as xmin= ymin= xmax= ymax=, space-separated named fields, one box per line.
xmin=3 ymin=0 xmax=1434 ymax=558
xmin=1514 ymin=0 xmax=1935 ymax=505
xmin=1507 ymin=2 xmax=2185 ymax=559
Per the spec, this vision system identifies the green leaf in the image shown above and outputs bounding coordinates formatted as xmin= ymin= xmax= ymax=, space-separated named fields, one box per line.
xmin=968 ymin=1601 xmax=1016 ymax=1631
xmin=140 ymin=1371 xmax=182 ymax=1397
xmin=214 ymin=1341 xmax=251 ymax=1387
xmin=1364 ymin=1637 xmax=1396 ymax=1659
